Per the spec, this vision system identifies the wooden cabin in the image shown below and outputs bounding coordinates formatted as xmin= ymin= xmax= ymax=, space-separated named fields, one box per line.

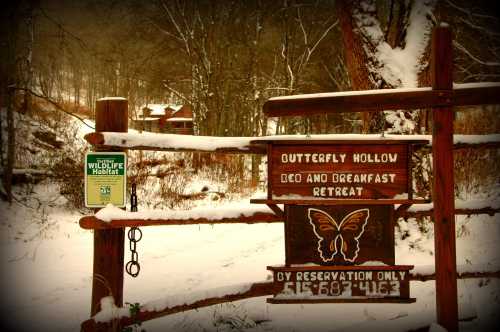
xmin=131 ymin=104 xmax=194 ymax=134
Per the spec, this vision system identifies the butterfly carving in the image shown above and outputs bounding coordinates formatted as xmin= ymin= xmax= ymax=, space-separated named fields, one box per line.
xmin=308 ymin=208 xmax=370 ymax=263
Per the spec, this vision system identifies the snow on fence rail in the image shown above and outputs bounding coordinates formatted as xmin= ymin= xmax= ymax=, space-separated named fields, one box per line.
xmin=79 ymin=203 xmax=283 ymax=229
xmin=262 ymin=82 xmax=500 ymax=117
xmin=82 ymin=266 xmax=499 ymax=329
xmin=81 ymin=281 xmax=274 ymax=331
xmin=83 ymin=132 xmax=500 ymax=154
xmin=79 ymin=199 xmax=500 ymax=230
xmin=397 ymin=198 xmax=500 ymax=218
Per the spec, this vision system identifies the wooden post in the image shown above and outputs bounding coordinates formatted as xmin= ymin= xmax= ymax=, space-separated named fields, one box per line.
xmin=431 ymin=25 xmax=458 ymax=332
xmin=90 ymin=98 xmax=128 ymax=322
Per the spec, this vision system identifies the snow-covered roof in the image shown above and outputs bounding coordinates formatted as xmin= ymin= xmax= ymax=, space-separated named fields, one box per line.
xmin=135 ymin=104 xmax=185 ymax=119
xmin=144 ymin=104 xmax=168 ymax=116
xmin=166 ymin=104 xmax=183 ymax=113
xmin=166 ymin=117 xmax=193 ymax=122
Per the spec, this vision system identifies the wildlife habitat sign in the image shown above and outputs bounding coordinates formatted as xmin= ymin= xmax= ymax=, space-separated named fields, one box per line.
xmin=84 ymin=152 xmax=126 ymax=208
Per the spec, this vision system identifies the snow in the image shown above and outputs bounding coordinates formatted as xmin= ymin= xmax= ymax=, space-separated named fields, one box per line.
xmin=97 ymin=97 xmax=127 ymax=101
xmin=453 ymin=134 xmax=500 ymax=145
xmin=269 ymin=86 xmax=432 ymax=101
xmin=140 ymin=117 xmax=162 ymax=121
xmin=101 ymin=131 xmax=261 ymax=151
xmin=146 ymin=104 xmax=169 ymax=116
xmin=92 ymin=283 xmax=258 ymax=323
xmin=94 ymin=131 xmax=500 ymax=152
xmin=95 ymin=202 xmax=276 ymax=222
xmin=268 ymin=82 xmax=500 ymax=101
xmin=454 ymin=81 xmax=500 ymax=89
xmin=142 ymin=282 xmax=255 ymax=313
xmin=136 ymin=104 xmax=184 ymax=117
xmin=354 ymin=1 xmax=435 ymax=89
xmin=94 ymin=296 xmax=130 ymax=323
xmin=166 ymin=117 xmax=193 ymax=122
xmin=358 ymin=261 xmax=389 ymax=266
xmin=412 ymin=263 xmax=500 ymax=277
xmin=100 ymin=133 xmax=389 ymax=151
xmin=407 ymin=197 xmax=500 ymax=212
xmin=350 ymin=0 xmax=436 ymax=134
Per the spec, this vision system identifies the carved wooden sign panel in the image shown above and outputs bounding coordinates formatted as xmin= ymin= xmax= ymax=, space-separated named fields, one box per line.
xmin=268 ymin=141 xmax=410 ymax=200
xmin=267 ymin=265 xmax=414 ymax=303
xmin=285 ymin=205 xmax=395 ymax=266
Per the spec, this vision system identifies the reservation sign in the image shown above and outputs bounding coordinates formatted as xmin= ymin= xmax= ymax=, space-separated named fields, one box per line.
xmin=267 ymin=265 xmax=414 ymax=303
xmin=266 ymin=140 xmax=421 ymax=200
xmin=84 ymin=152 xmax=126 ymax=208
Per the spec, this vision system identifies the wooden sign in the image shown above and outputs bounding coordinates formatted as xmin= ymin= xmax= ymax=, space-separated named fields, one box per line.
xmin=285 ymin=205 xmax=395 ymax=266
xmin=267 ymin=265 xmax=414 ymax=303
xmin=259 ymin=140 xmax=428 ymax=202
xmin=84 ymin=152 xmax=127 ymax=208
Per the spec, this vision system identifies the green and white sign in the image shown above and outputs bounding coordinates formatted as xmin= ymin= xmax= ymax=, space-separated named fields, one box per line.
xmin=85 ymin=152 xmax=127 ymax=208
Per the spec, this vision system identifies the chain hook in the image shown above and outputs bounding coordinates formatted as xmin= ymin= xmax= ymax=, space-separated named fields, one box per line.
xmin=126 ymin=226 xmax=142 ymax=277
xmin=126 ymin=183 xmax=141 ymax=277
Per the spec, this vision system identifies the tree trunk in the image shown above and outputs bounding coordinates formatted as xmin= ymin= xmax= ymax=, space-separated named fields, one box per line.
xmin=336 ymin=0 xmax=377 ymax=133
xmin=23 ymin=2 xmax=35 ymax=115
xmin=2 ymin=3 xmax=21 ymax=203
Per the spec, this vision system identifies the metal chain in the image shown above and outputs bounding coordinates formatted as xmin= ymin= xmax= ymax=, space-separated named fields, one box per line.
xmin=126 ymin=226 xmax=142 ymax=277
xmin=126 ymin=183 xmax=141 ymax=277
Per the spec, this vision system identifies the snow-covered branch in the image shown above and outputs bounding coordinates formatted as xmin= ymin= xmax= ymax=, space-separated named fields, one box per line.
xmin=453 ymin=40 xmax=500 ymax=67
xmin=445 ymin=0 xmax=500 ymax=22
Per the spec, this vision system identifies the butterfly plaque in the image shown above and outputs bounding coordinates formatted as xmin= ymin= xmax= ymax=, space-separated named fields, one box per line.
xmin=308 ymin=208 xmax=370 ymax=263
xmin=285 ymin=205 xmax=395 ymax=265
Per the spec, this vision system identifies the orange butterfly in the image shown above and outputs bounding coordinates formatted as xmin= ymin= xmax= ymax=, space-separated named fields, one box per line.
xmin=308 ymin=208 xmax=370 ymax=263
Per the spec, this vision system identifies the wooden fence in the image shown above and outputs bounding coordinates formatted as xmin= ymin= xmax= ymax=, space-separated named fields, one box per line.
xmin=80 ymin=25 xmax=500 ymax=332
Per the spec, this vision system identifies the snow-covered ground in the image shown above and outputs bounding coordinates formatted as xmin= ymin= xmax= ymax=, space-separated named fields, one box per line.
xmin=0 ymin=179 xmax=499 ymax=332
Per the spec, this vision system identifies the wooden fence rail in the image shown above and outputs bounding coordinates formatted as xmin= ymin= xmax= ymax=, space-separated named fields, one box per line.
xmin=84 ymin=132 xmax=500 ymax=155
xmin=82 ymin=269 xmax=500 ymax=331
xmin=262 ymin=84 xmax=500 ymax=117
xmin=80 ymin=205 xmax=499 ymax=230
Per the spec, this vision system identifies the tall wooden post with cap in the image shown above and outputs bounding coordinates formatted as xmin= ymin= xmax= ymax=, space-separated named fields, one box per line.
xmin=431 ymin=25 xmax=458 ymax=332
xmin=90 ymin=97 xmax=128 ymax=321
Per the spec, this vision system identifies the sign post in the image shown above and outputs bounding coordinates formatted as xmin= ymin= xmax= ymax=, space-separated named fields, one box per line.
xmin=431 ymin=25 xmax=458 ymax=332
xmin=90 ymin=97 xmax=128 ymax=328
